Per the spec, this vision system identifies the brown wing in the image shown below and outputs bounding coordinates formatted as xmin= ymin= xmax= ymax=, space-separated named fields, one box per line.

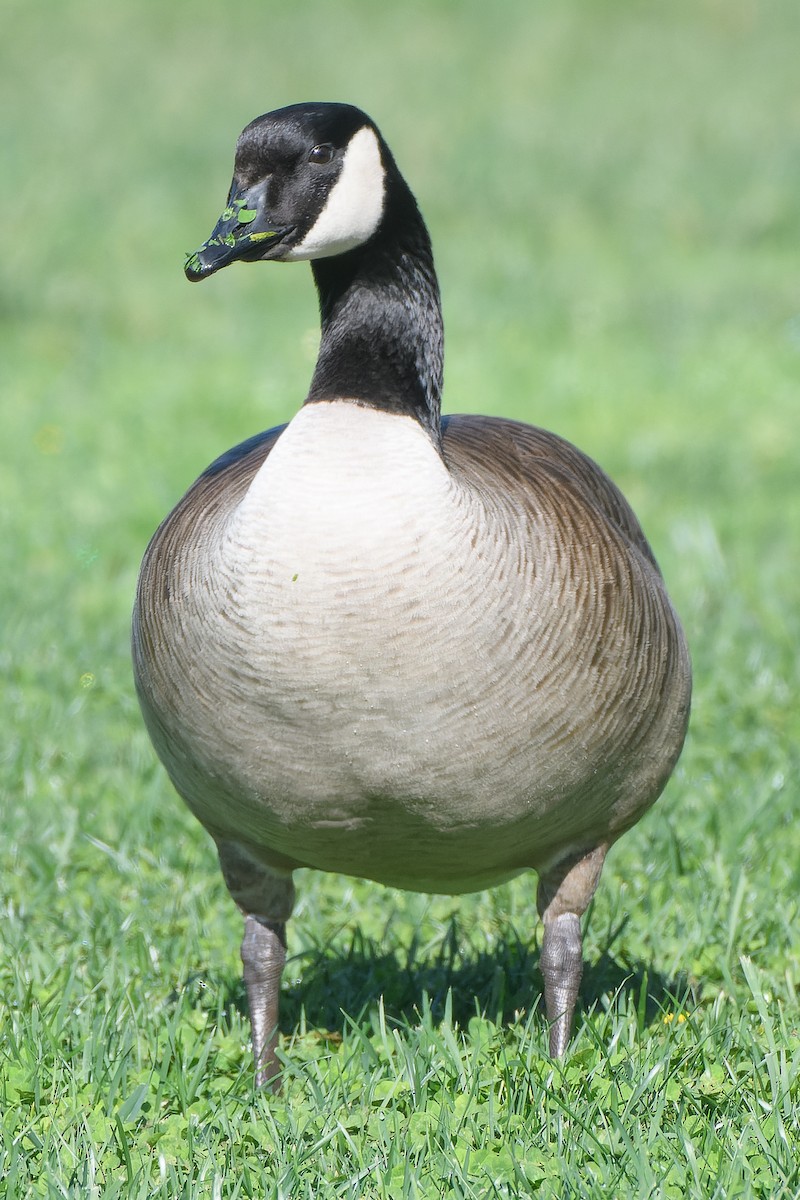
xmin=136 ymin=425 xmax=286 ymax=608
xmin=441 ymin=414 xmax=660 ymax=572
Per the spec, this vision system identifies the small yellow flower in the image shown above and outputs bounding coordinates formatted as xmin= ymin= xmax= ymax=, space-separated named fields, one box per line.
xmin=663 ymin=1011 xmax=686 ymax=1025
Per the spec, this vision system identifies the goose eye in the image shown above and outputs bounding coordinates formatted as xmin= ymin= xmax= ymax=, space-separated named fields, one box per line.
xmin=308 ymin=143 xmax=335 ymax=165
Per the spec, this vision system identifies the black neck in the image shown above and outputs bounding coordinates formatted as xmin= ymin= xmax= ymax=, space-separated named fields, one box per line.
xmin=305 ymin=171 xmax=444 ymax=446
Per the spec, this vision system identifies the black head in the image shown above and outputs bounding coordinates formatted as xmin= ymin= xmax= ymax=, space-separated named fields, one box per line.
xmin=185 ymin=103 xmax=391 ymax=280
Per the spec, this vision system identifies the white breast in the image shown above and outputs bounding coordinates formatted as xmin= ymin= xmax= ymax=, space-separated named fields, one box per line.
xmin=218 ymin=401 xmax=493 ymax=794
xmin=228 ymin=399 xmax=453 ymax=586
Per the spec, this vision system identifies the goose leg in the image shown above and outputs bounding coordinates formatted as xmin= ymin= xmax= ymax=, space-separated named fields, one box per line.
xmin=536 ymin=844 xmax=608 ymax=1058
xmin=241 ymin=915 xmax=287 ymax=1088
xmin=215 ymin=839 xmax=295 ymax=1089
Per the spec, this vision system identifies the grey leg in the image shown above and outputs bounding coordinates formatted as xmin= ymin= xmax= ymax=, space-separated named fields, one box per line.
xmin=539 ymin=911 xmax=583 ymax=1059
xmin=536 ymin=844 xmax=608 ymax=1058
xmin=215 ymin=839 xmax=295 ymax=1090
xmin=241 ymin=915 xmax=287 ymax=1088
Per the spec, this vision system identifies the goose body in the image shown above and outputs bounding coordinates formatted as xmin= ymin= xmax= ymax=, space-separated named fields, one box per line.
xmin=133 ymin=103 xmax=691 ymax=1085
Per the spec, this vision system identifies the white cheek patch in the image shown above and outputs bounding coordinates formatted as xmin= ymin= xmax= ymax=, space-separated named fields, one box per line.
xmin=286 ymin=126 xmax=386 ymax=261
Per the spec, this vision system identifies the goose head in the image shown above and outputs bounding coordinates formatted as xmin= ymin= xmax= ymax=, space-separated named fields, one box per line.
xmin=185 ymin=103 xmax=391 ymax=278
xmin=184 ymin=101 xmax=444 ymax=442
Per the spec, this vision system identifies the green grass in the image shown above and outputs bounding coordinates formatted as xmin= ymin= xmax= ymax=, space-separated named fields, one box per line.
xmin=2 ymin=0 xmax=799 ymax=1195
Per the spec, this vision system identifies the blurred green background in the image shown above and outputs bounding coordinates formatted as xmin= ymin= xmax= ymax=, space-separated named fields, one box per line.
xmin=2 ymin=0 xmax=799 ymax=1194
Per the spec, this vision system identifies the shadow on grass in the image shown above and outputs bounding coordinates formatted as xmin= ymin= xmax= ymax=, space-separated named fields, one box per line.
xmin=212 ymin=917 xmax=694 ymax=1037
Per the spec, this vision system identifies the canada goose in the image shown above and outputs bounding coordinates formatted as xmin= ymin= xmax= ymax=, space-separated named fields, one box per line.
xmin=133 ymin=102 xmax=691 ymax=1088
